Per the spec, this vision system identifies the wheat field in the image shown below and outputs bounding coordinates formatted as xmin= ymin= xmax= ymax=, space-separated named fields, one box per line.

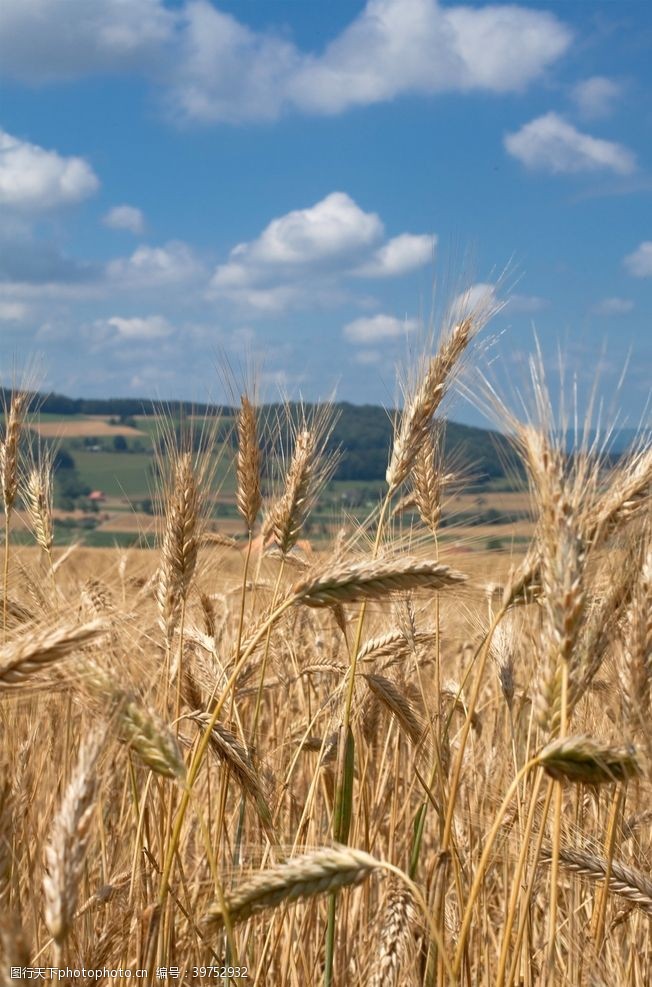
xmin=1 ymin=320 xmax=651 ymax=986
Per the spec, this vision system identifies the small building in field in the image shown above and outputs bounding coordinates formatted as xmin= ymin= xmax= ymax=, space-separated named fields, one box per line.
xmin=88 ymin=490 xmax=106 ymax=503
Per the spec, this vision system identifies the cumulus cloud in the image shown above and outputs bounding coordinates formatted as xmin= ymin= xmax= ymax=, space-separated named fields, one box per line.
xmin=103 ymin=314 xmax=174 ymax=339
xmin=170 ymin=1 xmax=301 ymax=124
xmin=230 ymin=192 xmax=381 ymax=271
xmin=343 ymin=313 xmax=418 ymax=344
xmin=0 ymin=0 xmax=174 ymax=82
xmin=0 ymin=0 xmax=571 ymax=124
xmin=0 ymin=128 xmax=99 ymax=210
xmin=175 ymin=0 xmax=571 ymax=122
xmin=571 ymin=76 xmax=623 ymax=120
xmin=505 ymin=113 xmax=636 ymax=175
xmin=624 ymin=242 xmax=652 ymax=278
xmin=210 ymin=192 xmax=428 ymax=312
xmin=354 ymin=234 xmax=434 ymax=277
xmin=107 ymin=240 xmax=203 ymax=287
xmin=591 ymin=297 xmax=634 ymax=316
xmin=103 ymin=205 xmax=145 ymax=234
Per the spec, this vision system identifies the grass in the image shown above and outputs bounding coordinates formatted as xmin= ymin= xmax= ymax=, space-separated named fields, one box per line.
xmin=0 ymin=328 xmax=650 ymax=987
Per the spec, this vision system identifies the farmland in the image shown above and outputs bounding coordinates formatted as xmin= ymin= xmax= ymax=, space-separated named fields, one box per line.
xmin=2 ymin=404 xmax=532 ymax=553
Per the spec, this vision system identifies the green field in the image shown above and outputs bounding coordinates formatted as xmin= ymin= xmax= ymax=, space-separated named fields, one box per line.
xmin=70 ymin=448 xmax=235 ymax=500
xmin=71 ymin=451 xmax=154 ymax=498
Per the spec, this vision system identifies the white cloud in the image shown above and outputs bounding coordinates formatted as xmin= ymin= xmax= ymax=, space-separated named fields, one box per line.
xmin=104 ymin=314 xmax=174 ymax=340
xmin=0 ymin=128 xmax=99 ymax=210
xmin=103 ymin=205 xmax=145 ymax=234
xmin=0 ymin=300 xmax=28 ymax=320
xmin=170 ymin=1 xmax=301 ymax=124
xmin=624 ymin=242 xmax=652 ymax=278
xmin=451 ymin=282 xmax=499 ymax=321
xmin=443 ymin=5 xmax=570 ymax=93
xmin=506 ymin=293 xmax=549 ymax=313
xmin=107 ymin=240 xmax=203 ymax=287
xmin=0 ymin=0 xmax=174 ymax=82
xmin=571 ymin=76 xmax=623 ymax=120
xmin=505 ymin=113 xmax=636 ymax=175
xmin=173 ymin=0 xmax=572 ymax=122
xmin=354 ymin=233 xmax=435 ymax=277
xmin=210 ymin=193 xmax=435 ymax=313
xmin=343 ymin=313 xmax=418 ymax=344
xmin=591 ymin=297 xmax=634 ymax=316
xmin=0 ymin=1 xmax=571 ymax=124
xmin=233 ymin=192 xmax=382 ymax=269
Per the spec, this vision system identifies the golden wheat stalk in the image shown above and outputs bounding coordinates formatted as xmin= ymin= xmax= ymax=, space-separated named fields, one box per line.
xmin=0 ymin=619 xmax=108 ymax=688
xmin=386 ymin=317 xmax=476 ymax=493
xmin=542 ymin=847 xmax=652 ymax=915
xmin=0 ymin=913 xmax=30 ymax=984
xmin=293 ymin=557 xmax=466 ymax=608
xmin=369 ymin=882 xmax=418 ymax=987
xmin=363 ymin=673 xmax=424 ymax=746
xmin=236 ymin=394 xmax=262 ymax=532
xmin=203 ymin=846 xmax=380 ymax=929
xmin=357 ymin=629 xmax=437 ymax=668
xmin=85 ymin=664 xmax=186 ymax=779
xmin=156 ymin=451 xmax=199 ymax=640
xmin=0 ymin=389 xmax=27 ymax=517
xmin=621 ymin=543 xmax=652 ymax=723
xmin=589 ymin=446 xmax=652 ymax=549
xmin=25 ymin=457 xmax=54 ymax=558
xmin=411 ymin=428 xmax=453 ymax=536
xmin=269 ymin=429 xmax=317 ymax=555
xmin=43 ymin=729 xmax=105 ymax=946
xmin=185 ymin=712 xmax=274 ymax=837
xmin=538 ymin=735 xmax=640 ymax=785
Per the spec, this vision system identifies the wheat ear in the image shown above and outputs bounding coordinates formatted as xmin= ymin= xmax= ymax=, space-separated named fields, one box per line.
xmin=156 ymin=451 xmax=199 ymax=640
xmin=538 ymin=735 xmax=640 ymax=786
xmin=43 ymin=729 xmax=105 ymax=948
xmin=203 ymin=846 xmax=379 ymax=929
xmin=236 ymin=394 xmax=262 ymax=532
xmin=369 ymin=882 xmax=418 ymax=987
xmin=293 ymin=557 xmax=466 ymax=608
xmin=386 ymin=317 xmax=477 ymax=493
xmin=85 ymin=664 xmax=186 ymax=779
xmin=0 ymin=619 xmax=108 ymax=688
xmin=0 ymin=389 xmax=27 ymax=518
xmin=542 ymin=847 xmax=652 ymax=915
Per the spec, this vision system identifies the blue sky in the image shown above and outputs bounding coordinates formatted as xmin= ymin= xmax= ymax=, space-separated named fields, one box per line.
xmin=0 ymin=0 xmax=650 ymax=426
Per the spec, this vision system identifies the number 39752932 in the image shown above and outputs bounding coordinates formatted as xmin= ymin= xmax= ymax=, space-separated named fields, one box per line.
xmin=191 ymin=968 xmax=249 ymax=979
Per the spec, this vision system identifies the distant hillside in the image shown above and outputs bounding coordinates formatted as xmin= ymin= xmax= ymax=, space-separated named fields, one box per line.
xmin=327 ymin=403 xmax=517 ymax=482
xmin=1 ymin=388 xmax=519 ymax=484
